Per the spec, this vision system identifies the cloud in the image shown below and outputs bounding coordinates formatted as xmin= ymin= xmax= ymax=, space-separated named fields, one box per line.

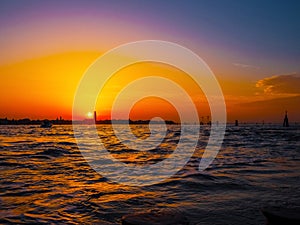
xmin=233 ymin=63 xmax=260 ymax=69
xmin=256 ymin=73 xmax=300 ymax=95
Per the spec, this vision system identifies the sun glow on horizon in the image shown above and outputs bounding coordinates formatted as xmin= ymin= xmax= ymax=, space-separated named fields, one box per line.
xmin=94 ymin=61 xmax=210 ymax=123
xmin=87 ymin=112 xmax=93 ymax=119
xmin=0 ymin=51 xmax=299 ymax=123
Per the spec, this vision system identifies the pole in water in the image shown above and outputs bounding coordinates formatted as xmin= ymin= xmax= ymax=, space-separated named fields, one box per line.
xmin=283 ymin=110 xmax=289 ymax=127
xmin=235 ymin=120 xmax=239 ymax=126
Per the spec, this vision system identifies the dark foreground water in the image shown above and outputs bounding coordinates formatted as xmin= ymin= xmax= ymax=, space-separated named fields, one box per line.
xmin=0 ymin=124 xmax=299 ymax=224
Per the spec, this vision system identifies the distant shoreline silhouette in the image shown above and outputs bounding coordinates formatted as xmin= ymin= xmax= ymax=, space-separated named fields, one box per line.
xmin=0 ymin=118 xmax=298 ymax=126
xmin=0 ymin=118 xmax=177 ymax=125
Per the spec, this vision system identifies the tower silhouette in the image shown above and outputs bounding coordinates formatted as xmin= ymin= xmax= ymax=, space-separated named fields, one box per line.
xmin=283 ymin=110 xmax=289 ymax=127
xmin=94 ymin=111 xmax=97 ymax=123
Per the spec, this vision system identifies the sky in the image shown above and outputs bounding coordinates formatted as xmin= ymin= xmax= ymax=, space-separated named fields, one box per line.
xmin=0 ymin=0 xmax=299 ymax=123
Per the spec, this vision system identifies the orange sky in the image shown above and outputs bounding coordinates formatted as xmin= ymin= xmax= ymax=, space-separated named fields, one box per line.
xmin=1 ymin=51 xmax=299 ymax=123
xmin=0 ymin=2 xmax=299 ymax=123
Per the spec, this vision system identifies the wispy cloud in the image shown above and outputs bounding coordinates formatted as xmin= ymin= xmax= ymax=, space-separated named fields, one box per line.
xmin=256 ymin=73 xmax=300 ymax=95
xmin=233 ymin=63 xmax=260 ymax=69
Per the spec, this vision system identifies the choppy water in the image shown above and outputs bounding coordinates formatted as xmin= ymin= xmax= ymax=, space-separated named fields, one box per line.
xmin=0 ymin=124 xmax=299 ymax=224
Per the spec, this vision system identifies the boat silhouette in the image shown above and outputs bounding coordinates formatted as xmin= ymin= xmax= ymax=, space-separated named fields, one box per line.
xmin=40 ymin=120 xmax=52 ymax=128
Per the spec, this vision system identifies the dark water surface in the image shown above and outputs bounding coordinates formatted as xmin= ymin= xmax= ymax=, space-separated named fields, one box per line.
xmin=0 ymin=124 xmax=299 ymax=224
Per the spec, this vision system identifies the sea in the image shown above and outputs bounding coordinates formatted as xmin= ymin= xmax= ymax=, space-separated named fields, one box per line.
xmin=0 ymin=124 xmax=299 ymax=225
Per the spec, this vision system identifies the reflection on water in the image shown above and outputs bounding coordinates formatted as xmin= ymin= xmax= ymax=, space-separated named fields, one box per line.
xmin=0 ymin=124 xmax=299 ymax=224
xmin=98 ymin=125 xmax=180 ymax=165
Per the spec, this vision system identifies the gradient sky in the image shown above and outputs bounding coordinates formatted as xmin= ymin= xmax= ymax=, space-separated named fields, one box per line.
xmin=1 ymin=0 xmax=299 ymax=122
